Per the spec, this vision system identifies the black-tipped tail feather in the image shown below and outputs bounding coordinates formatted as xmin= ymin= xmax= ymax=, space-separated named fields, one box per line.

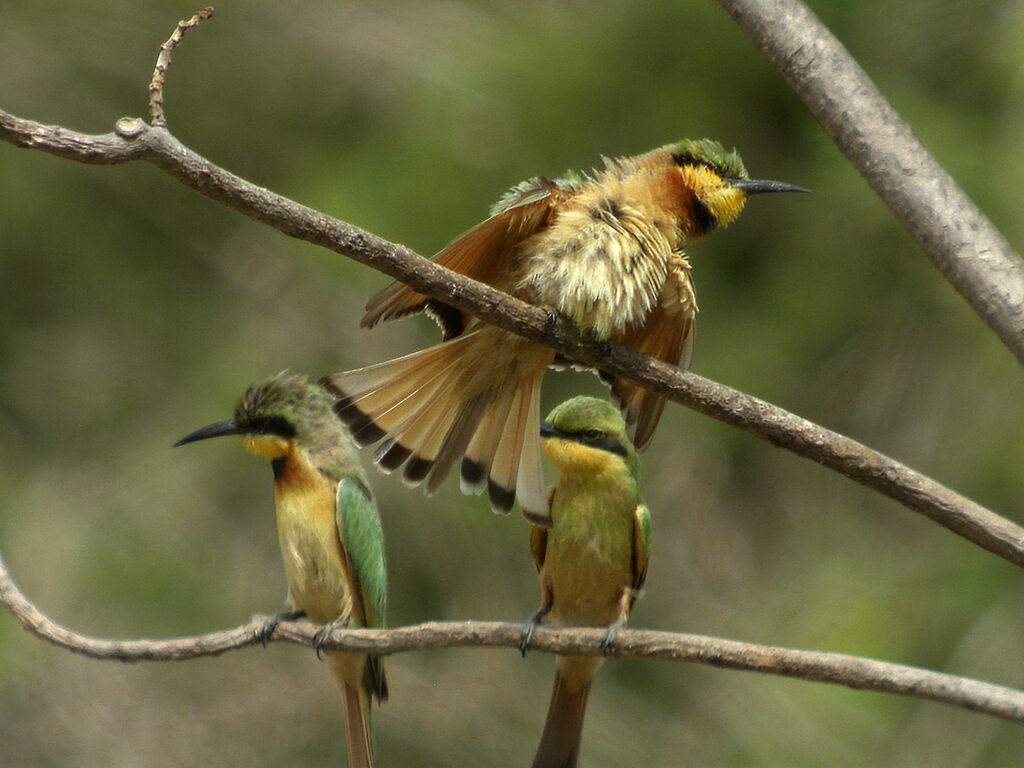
xmin=320 ymin=330 xmax=551 ymax=522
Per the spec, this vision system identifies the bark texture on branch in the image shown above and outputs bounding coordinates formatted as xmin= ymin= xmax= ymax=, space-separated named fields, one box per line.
xmin=718 ymin=0 xmax=1024 ymax=365
xmin=1 ymin=548 xmax=1022 ymax=724
xmin=2 ymin=108 xmax=1023 ymax=569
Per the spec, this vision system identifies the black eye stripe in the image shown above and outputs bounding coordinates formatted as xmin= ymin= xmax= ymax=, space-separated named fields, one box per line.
xmin=541 ymin=421 xmax=629 ymax=457
xmin=245 ymin=415 xmax=296 ymax=439
xmin=691 ymin=196 xmax=716 ymax=233
xmin=671 ymin=155 xmax=725 ymax=176
xmin=584 ymin=433 xmax=628 ymax=457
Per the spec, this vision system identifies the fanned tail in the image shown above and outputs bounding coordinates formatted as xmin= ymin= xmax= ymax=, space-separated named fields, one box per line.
xmin=459 ymin=370 xmax=547 ymax=524
xmin=321 ymin=328 xmax=552 ymax=522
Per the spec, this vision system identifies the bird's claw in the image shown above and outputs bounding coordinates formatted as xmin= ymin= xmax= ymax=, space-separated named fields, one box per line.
xmin=520 ymin=622 xmax=536 ymax=659
xmin=313 ymin=627 xmax=330 ymax=660
xmin=520 ymin=603 xmax=551 ymax=657
xmin=600 ymin=622 xmax=623 ymax=656
xmin=255 ymin=619 xmax=277 ymax=646
xmin=312 ymin=618 xmax=349 ymax=660
xmin=256 ymin=610 xmax=305 ymax=646
xmin=518 ymin=622 xmax=537 ymax=657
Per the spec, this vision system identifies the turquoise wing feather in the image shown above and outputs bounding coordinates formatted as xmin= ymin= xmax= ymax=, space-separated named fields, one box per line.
xmin=336 ymin=477 xmax=388 ymax=701
xmin=335 ymin=479 xmax=387 ymax=634
xmin=336 ymin=478 xmax=387 ymax=631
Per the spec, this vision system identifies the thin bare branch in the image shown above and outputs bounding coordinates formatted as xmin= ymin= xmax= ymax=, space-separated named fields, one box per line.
xmin=2 ymin=109 xmax=1023 ymax=569
xmin=1 ymin=548 xmax=1022 ymax=724
xmin=717 ymin=0 xmax=1024 ymax=366
xmin=148 ymin=7 xmax=215 ymax=127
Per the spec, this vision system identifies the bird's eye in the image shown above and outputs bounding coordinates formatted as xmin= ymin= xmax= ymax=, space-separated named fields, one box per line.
xmin=581 ymin=429 xmax=603 ymax=442
xmin=248 ymin=415 xmax=296 ymax=439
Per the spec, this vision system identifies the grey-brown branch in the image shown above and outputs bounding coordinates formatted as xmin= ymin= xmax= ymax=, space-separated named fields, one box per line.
xmin=3 ymin=108 xmax=1023 ymax=570
xmin=717 ymin=0 xmax=1024 ymax=366
xmin=0 ymin=547 xmax=1022 ymax=725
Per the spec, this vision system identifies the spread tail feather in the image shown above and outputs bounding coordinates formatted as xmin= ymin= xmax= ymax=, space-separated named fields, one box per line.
xmin=321 ymin=329 xmax=552 ymax=521
xmin=532 ymin=670 xmax=592 ymax=768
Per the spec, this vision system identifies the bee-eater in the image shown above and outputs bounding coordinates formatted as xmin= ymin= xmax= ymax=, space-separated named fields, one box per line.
xmin=175 ymin=374 xmax=387 ymax=768
xmin=322 ymin=139 xmax=805 ymax=523
xmin=521 ymin=396 xmax=650 ymax=768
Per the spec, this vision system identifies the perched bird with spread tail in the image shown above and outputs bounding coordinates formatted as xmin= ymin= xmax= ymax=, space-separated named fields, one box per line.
xmin=521 ymin=396 xmax=650 ymax=768
xmin=322 ymin=139 xmax=805 ymax=523
xmin=175 ymin=374 xmax=387 ymax=768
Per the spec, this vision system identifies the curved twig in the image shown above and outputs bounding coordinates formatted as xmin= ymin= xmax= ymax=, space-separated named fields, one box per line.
xmin=149 ymin=7 xmax=215 ymax=127
xmin=717 ymin=0 xmax=1024 ymax=365
xmin=1 ymin=547 xmax=1022 ymax=724
xmin=3 ymin=9 xmax=1024 ymax=737
xmin=2 ymin=109 xmax=1022 ymax=568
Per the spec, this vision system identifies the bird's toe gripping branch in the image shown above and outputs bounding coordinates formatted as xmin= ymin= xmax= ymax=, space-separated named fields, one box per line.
xmin=255 ymin=609 xmax=307 ymax=646
xmin=313 ymin=617 xmax=351 ymax=660
xmin=519 ymin=603 xmax=552 ymax=657
xmin=599 ymin=619 xmax=626 ymax=655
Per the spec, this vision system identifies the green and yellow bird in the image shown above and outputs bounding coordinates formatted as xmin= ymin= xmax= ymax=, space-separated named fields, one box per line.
xmin=175 ymin=374 xmax=387 ymax=768
xmin=521 ymin=396 xmax=651 ymax=768
xmin=323 ymin=139 xmax=804 ymax=524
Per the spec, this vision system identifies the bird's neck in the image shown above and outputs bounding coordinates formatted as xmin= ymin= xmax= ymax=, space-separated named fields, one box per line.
xmin=272 ymin=447 xmax=327 ymax=494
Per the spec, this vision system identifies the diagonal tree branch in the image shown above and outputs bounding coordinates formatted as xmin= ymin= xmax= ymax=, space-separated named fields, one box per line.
xmin=3 ymin=108 xmax=1023 ymax=569
xmin=2 ymin=546 xmax=1023 ymax=725
xmin=717 ymin=0 xmax=1024 ymax=366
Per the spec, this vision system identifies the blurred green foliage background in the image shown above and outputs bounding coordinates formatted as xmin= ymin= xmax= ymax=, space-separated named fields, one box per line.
xmin=3 ymin=1 xmax=1024 ymax=766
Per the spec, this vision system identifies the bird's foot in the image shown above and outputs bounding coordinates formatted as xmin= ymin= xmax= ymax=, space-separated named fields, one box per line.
xmin=313 ymin=618 xmax=347 ymax=660
xmin=519 ymin=605 xmax=550 ymax=657
xmin=256 ymin=609 xmax=305 ymax=646
xmin=600 ymin=620 xmax=625 ymax=656
xmin=518 ymin=622 xmax=537 ymax=658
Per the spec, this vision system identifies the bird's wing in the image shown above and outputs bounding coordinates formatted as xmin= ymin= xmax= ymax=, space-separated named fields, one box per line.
xmin=336 ymin=478 xmax=387 ymax=631
xmin=336 ymin=477 xmax=388 ymax=702
xmin=360 ymin=177 xmax=567 ymax=338
xmin=607 ymin=255 xmax=696 ymax=450
xmin=632 ymin=503 xmax=652 ymax=594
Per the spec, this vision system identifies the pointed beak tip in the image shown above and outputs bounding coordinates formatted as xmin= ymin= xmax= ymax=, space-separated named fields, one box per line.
xmin=173 ymin=419 xmax=242 ymax=448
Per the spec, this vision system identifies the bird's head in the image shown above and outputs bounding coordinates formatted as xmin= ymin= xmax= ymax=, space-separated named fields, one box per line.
xmin=174 ymin=373 xmax=335 ymax=462
xmin=664 ymin=139 xmax=808 ymax=237
xmin=540 ymin=396 xmax=637 ymax=477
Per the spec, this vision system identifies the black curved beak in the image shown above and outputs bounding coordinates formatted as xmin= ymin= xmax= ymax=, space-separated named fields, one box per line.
xmin=174 ymin=419 xmax=241 ymax=447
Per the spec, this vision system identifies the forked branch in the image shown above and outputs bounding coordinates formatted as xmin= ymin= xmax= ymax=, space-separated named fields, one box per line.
xmin=3 ymin=107 xmax=1022 ymax=570
xmin=3 ymin=2 xmax=1024 ymax=736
